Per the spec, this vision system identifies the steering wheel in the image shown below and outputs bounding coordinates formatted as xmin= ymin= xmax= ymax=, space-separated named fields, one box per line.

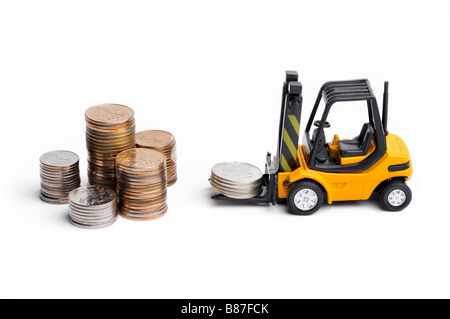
xmin=314 ymin=120 xmax=331 ymax=128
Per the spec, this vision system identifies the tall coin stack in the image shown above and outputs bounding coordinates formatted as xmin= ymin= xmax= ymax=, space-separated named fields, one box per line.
xmin=135 ymin=130 xmax=177 ymax=186
xmin=40 ymin=150 xmax=81 ymax=204
xmin=116 ymin=148 xmax=168 ymax=221
xmin=85 ymin=104 xmax=136 ymax=188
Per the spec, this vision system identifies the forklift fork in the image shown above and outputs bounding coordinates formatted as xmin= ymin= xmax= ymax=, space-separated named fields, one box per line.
xmin=211 ymin=152 xmax=277 ymax=205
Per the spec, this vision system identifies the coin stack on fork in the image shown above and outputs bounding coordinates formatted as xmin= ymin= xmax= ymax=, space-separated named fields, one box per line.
xmin=210 ymin=161 xmax=264 ymax=199
xmin=115 ymin=148 xmax=168 ymax=221
xmin=85 ymin=103 xmax=136 ymax=188
xmin=135 ymin=130 xmax=178 ymax=186
xmin=39 ymin=150 xmax=81 ymax=204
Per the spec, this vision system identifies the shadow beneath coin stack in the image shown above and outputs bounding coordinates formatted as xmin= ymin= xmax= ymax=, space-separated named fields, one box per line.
xmin=205 ymin=187 xmax=271 ymax=208
xmin=34 ymin=184 xmax=73 ymax=226
xmin=33 ymin=187 xmax=41 ymax=202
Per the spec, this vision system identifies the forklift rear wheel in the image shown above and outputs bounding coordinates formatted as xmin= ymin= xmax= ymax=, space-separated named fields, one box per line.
xmin=380 ymin=181 xmax=412 ymax=211
xmin=287 ymin=181 xmax=324 ymax=215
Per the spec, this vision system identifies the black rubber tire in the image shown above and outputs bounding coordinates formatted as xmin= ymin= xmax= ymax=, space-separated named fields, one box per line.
xmin=287 ymin=181 xmax=324 ymax=215
xmin=380 ymin=181 xmax=412 ymax=211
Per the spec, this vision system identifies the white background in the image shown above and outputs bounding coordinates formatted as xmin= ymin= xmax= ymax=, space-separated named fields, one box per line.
xmin=0 ymin=0 xmax=449 ymax=299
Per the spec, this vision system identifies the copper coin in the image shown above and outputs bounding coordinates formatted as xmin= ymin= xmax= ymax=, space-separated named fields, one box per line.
xmin=135 ymin=130 xmax=177 ymax=186
xmin=135 ymin=130 xmax=175 ymax=149
xmin=85 ymin=104 xmax=134 ymax=125
xmin=119 ymin=205 xmax=168 ymax=220
xmin=115 ymin=148 xmax=168 ymax=220
xmin=116 ymin=148 xmax=165 ymax=170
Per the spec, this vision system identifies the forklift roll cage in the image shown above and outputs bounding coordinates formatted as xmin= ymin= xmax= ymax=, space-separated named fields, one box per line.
xmin=304 ymin=79 xmax=387 ymax=173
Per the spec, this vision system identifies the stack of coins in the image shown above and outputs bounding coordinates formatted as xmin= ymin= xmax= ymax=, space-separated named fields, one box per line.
xmin=40 ymin=150 xmax=81 ymax=204
xmin=85 ymin=103 xmax=136 ymax=188
xmin=68 ymin=186 xmax=118 ymax=229
xmin=135 ymin=130 xmax=177 ymax=186
xmin=210 ymin=161 xmax=264 ymax=199
xmin=116 ymin=148 xmax=168 ymax=221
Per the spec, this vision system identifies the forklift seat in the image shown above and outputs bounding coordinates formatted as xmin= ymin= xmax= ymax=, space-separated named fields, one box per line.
xmin=338 ymin=123 xmax=374 ymax=158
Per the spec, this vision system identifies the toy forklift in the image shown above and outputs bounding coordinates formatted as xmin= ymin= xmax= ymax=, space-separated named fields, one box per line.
xmin=212 ymin=71 xmax=413 ymax=214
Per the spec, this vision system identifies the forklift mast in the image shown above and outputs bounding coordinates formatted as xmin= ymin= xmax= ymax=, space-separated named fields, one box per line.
xmin=212 ymin=71 xmax=303 ymax=205
xmin=276 ymin=71 xmax=303 ymax=173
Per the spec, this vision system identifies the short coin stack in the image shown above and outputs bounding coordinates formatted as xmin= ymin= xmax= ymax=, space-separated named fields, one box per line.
xmin=136 ymin=130 xmax=177 ymax=186
xmin=116 ymin=148 xmax=168 ymax=221
xmin=68 ymin=186 xmax=118 ymax=229
xmin=85 ymin=103 xmax=136 ymax=188
xmin=210 ymin=161 xmax=264 ymax=199
xmin=40 ymin=150 xmax=81 ymax=204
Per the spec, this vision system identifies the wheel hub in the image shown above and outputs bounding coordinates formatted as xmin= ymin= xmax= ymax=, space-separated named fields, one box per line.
xmin=387 ymin=189 xmax=406 ymax=206
xmin=293 ymin=188 xmax=318 ymax=211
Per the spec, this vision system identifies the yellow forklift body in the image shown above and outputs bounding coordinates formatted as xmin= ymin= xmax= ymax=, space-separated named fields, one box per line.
xmin=277 ymin=133 xmax=412 ymax=203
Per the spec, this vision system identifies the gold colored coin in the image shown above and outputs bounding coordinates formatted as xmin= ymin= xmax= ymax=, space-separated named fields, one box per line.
xmin=115 ymin=147 xmax=168 ymax=221
xmin=135 ymin=130 xmax=177 ymax=186
xmin=85 ymin=103 xmax=136 ymax=187
xmin=116 ymin=148 xmax=165 ymax=170
xmin=135 ymin=130 xmax=175 ymax=149
xmin=85 ymin=104 xmax=134 ymax=125
xmin=119 ymin=209 xmax=167 ymax=221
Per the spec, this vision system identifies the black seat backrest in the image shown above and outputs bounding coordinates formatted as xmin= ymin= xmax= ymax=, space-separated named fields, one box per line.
xmin=359 ymin=122 xmax=374 ymax=153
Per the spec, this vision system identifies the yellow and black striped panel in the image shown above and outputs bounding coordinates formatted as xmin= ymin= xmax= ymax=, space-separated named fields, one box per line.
xmin=277 ymin=73 xmax=303 ymax=173
xmin=280 ymin=112 xmax=301 ymax=172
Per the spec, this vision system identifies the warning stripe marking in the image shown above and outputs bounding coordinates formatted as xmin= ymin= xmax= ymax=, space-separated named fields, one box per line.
xmin=280 ymin=154 xmax=291 ymax=172
xmin=283 ymin=128 xmax=298 ymax=160
xmin=279 ymin=101 xmax=301 ymax=173
xmin=288 ymin=115 xmax=300 ymax=135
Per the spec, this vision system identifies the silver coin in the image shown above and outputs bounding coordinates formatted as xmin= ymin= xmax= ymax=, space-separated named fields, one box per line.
xmin=69 ymin=205 xmax=117 ymax=217
xmin=41 ymin=190 xmax=78 ymax=197
xmin=68 ymin=186 xmax=118 ymax=229
xmin=68 ymin=186 xmax=116 ymax=207
xmin=40 ymin=150 xmax=79 ymax=167
xmin=40 ymin=161 xmax=79 ymax=168
xmin=211 ymin=171 xmax=262 ymax=184
xmin=210 ymin=161 xmax=264 ymax=199
xmin=39 ymin=151 xmax=80 ymax=204
xmin=210 ymin=184 xmax=262 ymax=199
xmin=40 ymin=179 xmax=81 ymax=187
xmin=69 ymin=212 xmax=117 ymax=224
xmin=211 ymin=162 xmax=263 ymax=184
xmin=40 ymin=192 xmax=69 ymax=204
xmin=216 ymin=192 xmax=262 ymax=200
xmin=210 ymin=188 xmax=262 ymax=200
xmin=69 ymin=201 xmax=117 ymax=211
xmin=40 ymin=165 xmax=80 ymax=172
xmin=69 ymin=215 xmax=118 ymax=229
xmin=69 ymin=200 xmax=116 ymax=211
xmin=69 ymin=214 xmax=117 ymax=224
xmin=69 ymin=213 xmax=118 ymax=224
xmin=40 ymin=172 xmax=81 ymax=180
xmin=210 ymin=177 xmax=263 ymax=190
xmin=40 ymin=168 xmax=80 ymax=176
xmin=210 ymin=187 xmax=261 ymax=199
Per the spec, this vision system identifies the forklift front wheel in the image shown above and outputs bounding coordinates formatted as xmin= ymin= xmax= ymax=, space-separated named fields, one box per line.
xmin=380 ymin=181 xmax=412 ymax=211
xmin=287 ymin=181 xmax=324 ymax=215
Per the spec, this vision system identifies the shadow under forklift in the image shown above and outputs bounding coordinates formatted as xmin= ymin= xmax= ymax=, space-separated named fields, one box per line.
xmin=212 ymin=71 xmax=412 ymax=215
